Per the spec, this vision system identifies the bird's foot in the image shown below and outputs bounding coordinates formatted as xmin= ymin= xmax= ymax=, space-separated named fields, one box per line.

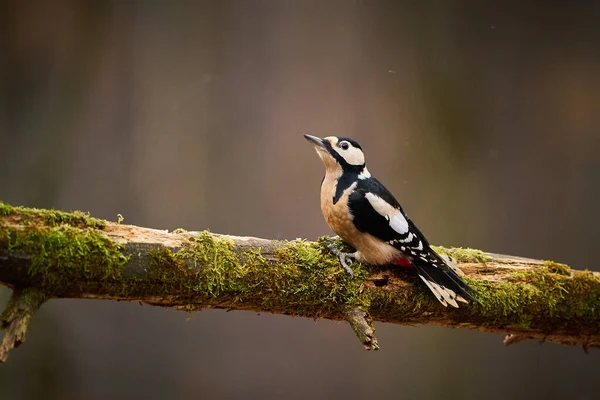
xmin=326 ymin=241 xmax=357 ymax=279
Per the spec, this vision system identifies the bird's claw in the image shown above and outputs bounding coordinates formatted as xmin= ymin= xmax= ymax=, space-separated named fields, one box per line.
xmin=326 ymin=241 xmax=356 ymax=279
xmin=338 ymin=254 xmax=355 ymax=279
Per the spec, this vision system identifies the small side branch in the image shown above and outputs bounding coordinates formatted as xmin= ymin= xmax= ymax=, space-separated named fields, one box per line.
xmin=1 ymin=288 xmax=46 ymax=363
xmin=345 ymin=307 xmax=379 ymax=350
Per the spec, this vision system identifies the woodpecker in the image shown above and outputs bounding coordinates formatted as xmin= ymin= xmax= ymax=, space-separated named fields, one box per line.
xmin=304 ymin=134 xmax=476 ymax=308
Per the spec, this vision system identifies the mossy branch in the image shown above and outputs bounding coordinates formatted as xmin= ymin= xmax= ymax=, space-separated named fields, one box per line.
xmin=1 ymin=202 xmax=599 ymax=362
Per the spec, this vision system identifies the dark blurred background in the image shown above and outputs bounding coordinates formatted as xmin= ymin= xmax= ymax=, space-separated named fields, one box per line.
xmin=1 ymin=1 xmax=599 ymax=399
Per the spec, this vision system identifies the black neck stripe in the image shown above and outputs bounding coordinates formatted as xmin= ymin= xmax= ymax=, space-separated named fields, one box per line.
xmin=322 ymin=140 xmax=365 ymax=204
xmin=333 ymin=170 xmax=358 ymax=204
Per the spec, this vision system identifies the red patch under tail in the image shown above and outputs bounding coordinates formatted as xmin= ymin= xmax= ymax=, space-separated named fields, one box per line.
xmin=394 ymin=257 xmax=413 ymax=268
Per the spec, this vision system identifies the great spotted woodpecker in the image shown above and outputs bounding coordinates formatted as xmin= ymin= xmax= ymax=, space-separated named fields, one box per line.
xmin=304 ymin=134 xmax=476 ymax=308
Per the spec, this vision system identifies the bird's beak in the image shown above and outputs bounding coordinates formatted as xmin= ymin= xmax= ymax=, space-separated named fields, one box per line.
xmin=304 ymin=134 xmax=326 ymax=149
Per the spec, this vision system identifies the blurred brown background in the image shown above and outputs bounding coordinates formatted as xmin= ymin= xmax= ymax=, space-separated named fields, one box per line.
xmin=1 ymin=1 xmax=599 ymax=399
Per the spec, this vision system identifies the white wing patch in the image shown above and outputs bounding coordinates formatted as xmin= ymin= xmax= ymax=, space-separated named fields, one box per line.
xmin=364 ymin=193 xmax=409 ymax=234
xmin=358 ymin=168 xmax=371 ymax=179
xmin=400 ymin=233 xmax=413 ymax=243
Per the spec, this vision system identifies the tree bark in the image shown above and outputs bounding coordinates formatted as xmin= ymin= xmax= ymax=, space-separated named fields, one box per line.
xmin=1 ymin=203 xmax=599 ymax=362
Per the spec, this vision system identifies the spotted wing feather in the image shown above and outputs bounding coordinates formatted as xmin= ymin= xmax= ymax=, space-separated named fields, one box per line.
xmin=348 ymin=177 xmax=476 ymax=306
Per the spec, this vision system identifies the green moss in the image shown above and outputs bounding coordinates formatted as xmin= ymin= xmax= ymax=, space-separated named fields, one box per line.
xmin=177 ymin=232 xmax=247 ymax=296
xmin=432 ymin=246 xmax=489 ymax=263
xmin=0 ymin=202 xmax=105 ymax=229
xmin=1 ymin=203 xmax=121 ymax=295
xmin=466 ymin=266 xmax=600 ymax=330
xmin=543 ymin=260 xmax=571 ymax=276
xmin=0 ymin=203 xmax=12 ymax=217
xmin=271 ymin=239 xmax=370 ymax=311
xmin=0 ymin=223 xmax=127 ymax=292
xmin=145 ymin=233 xmax=371 ymax=317
xmin=3 ymin=206 xmax=598 ymax=334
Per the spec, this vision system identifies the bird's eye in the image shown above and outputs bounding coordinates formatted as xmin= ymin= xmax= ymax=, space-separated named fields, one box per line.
xmin=340 ymin=141 xmax=350 ymax=150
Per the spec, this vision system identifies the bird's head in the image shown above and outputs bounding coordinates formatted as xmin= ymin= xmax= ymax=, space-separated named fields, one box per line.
xmin=304 ymin=134 xmax=366 ymax=174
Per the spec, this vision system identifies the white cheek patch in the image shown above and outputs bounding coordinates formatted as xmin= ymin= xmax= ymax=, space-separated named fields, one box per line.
xmin=332 ymin=146 xmax=365 ymax=166
xmin=364 ymin=193 xmax=409 ymax=234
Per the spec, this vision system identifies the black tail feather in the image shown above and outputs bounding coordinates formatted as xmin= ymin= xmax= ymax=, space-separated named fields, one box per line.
xmin=412 ymin=252 xmax=477 ymax=304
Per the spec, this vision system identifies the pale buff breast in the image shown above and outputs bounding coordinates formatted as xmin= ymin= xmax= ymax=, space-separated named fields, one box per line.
xmin=320 ymin=175 xmax=401 ymax=265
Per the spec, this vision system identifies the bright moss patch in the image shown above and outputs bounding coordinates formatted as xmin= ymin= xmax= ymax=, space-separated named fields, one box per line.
xmin=147 ymin=232 xmax=246 ymax=296
xmin=270 ymin=239 xmax=370 ymax=311
xmin=543 ymin=260 xmax=571 ymax=276
xmin=0 ymin=223 xmax=127 ymax=292
xmin=432 ymin=246 xmax=490 ymax=263
xmin=0 ymin=202 xmax=106 ymax=229
xmin=467 ymin=266 xmax=600 ymax=330
xmin=146 ymin=233 xmax=371 ymax=317
xmin=1 ymin=203 xmax=123 ymax=294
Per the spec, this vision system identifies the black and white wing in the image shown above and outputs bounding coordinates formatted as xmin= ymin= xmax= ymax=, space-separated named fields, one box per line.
xmin=348 ymin=177 xmax=476 ymax=307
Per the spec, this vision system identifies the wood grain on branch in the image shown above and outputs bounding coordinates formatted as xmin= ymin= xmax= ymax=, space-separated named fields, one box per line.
xmin=1 ymin=203 xmax=599 ymax=362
